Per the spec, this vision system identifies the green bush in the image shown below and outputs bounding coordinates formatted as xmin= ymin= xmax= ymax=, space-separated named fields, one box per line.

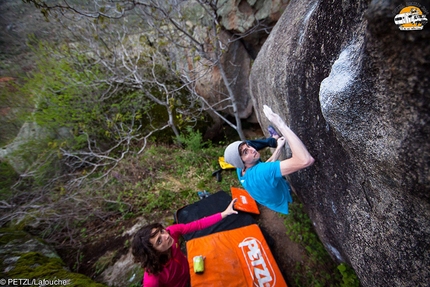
xmin=282 ymin=196 xmax=360 ymax=286
xmin=177 ymin=126 xmax=209 ymax=152
xmin=0 ymin=161 xmax=19 ymax=191
xmin=337 ymin=263 xmax=360 ymax=287
xmin=0 ymin=78 xmax=31 ymax=146
xmin=142 ymin=189 xmax=179 ymax=213
xmin=8 ymin=138 xmax=63 ymax=187
xmin=0 ymin=161 xmax=19 ymax=200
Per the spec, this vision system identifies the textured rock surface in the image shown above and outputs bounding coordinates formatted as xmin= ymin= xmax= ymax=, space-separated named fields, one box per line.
xmin=0 ymin=228 xmax=106 ymax=286
xmin=193 ymin=0 xmax=290 ymax=123
xmin=217 ymin=0 xmax=289 ymax=33
xmin=249 ymin=0 xmax=430 ymax=286
xmin=194 ymin=30 xmax=254 ymax=120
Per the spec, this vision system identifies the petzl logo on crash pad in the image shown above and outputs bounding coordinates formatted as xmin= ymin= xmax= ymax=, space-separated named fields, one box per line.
xmin=239 ymin=237 xmax=276 ymax=287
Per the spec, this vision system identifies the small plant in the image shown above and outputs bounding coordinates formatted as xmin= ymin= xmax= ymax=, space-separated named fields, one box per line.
xmin=1 ymin=142 xmax=239 ymax=280
xmin=337 ymin=263 xmax=360 ymax=287
xmin=73 ymin=250 xmax=85 ymax=272
xmin=142 ymin=189 xmax=178 ymax=213
xmin=93 ymin=251 xmax=118 ymax=275
xmin=0 ymin=160 xmax=19 ymax=198
xmin=177 ymin=126 xmax=208 ymax=152
xmin=282 ymin=195 xmax=359 ymax=286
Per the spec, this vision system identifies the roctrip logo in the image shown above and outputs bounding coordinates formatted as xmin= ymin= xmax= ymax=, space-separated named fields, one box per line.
xmin=394 ymin=3 xmax=428 ymax=30
xmin=239 ymin=237 xmax=276 ymax=287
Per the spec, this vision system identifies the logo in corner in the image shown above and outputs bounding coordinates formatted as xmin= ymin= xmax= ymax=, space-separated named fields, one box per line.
xmin=394 ymin=3 xmax=428 ymax=30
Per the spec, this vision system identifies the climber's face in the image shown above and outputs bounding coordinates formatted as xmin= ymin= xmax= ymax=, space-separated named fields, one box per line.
xmin=150 ymin=228 xmax=173 ymax=253
xmin=239 ymin=142 xmax=260 ymax=166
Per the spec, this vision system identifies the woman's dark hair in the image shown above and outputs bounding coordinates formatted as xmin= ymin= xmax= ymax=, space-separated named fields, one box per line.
xmin=132 ymin=223 xmax=170 ymax=274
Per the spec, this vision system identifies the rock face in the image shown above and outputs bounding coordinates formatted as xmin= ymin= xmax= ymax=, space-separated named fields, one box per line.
xmin=192 ymin=0 xmax=290 ymax=127
xmin=194 ymin=30 xmax=254 ymax=120
xmin=217 ymin=0 xmax=289 ymax=33
xmin=249 ymin=0 xmax=430 ymax=286
xmin=0 ymin=228 xmax=107 ymax=286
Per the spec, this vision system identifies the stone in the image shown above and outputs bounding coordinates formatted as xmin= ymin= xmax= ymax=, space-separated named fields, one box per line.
xmin=0 ymin=228 xmax=106 ymax=286
xmin=249 ymin=0 xmax=430 ymax=286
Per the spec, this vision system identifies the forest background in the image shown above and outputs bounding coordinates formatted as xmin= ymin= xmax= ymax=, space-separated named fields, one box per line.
xmin=0 ymin=0 xmax=359 ymax=286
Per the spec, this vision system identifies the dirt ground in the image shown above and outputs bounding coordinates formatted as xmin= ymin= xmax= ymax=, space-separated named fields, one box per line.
xmin=66 ymin=203 xmax=308 ymax=287
xmin=257 ymin=204 xmax=307 ymax=287
xmin=57 ymin=197 xmax=308 ymax=286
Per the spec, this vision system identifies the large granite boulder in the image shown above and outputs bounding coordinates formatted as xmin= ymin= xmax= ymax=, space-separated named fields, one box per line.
xmin=217 ymin=0 xmax=289 ymax=33
xmin=217 ymin=0 xmax=290 ymax=58
xmin=193 ymin=30 xmax=254 ymax=120
xmin=249 ymin=0 xmax=430 ymax=286
xmin=184 ymin=0 xmax=290 ymax=131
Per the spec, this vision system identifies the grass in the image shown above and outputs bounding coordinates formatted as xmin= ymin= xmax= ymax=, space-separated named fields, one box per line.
xmin=1 ymin=130 xmax=359 ymax=286
xmin=87 ymin=140 xmax=359 ymax=286
xmin=103 ymin=141 xmax=239 ymax=221
xmin=281 ymin=197 xmax=359 ymax=287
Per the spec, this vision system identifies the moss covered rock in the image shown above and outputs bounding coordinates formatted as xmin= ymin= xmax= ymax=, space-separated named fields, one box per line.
xmin=0 ymin=227 xmax=107 ymax=287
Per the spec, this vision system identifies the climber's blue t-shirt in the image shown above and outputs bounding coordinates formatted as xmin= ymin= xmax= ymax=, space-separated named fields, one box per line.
xmin=237 ymin=161 xmax=292 ymax=214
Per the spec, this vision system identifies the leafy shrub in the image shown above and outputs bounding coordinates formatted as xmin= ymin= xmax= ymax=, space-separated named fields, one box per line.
xmin=337 ymin=263 xmax=360 ymax=287
xmin=282 ymin=196 xmax=360 ymax=286
xmin=0 ymin=77 xmax=32 ymax=146
xmin=142 ymin=189 xmax=180 ymax=213
xmin=0 ymin=160 xmax=19 ymax=193
xmin=177 ymin=126 xmax=208 ymax=152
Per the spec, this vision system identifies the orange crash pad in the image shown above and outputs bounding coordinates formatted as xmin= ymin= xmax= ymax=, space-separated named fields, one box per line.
xmin=187 ymin=224 xmax=287 ymax=287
